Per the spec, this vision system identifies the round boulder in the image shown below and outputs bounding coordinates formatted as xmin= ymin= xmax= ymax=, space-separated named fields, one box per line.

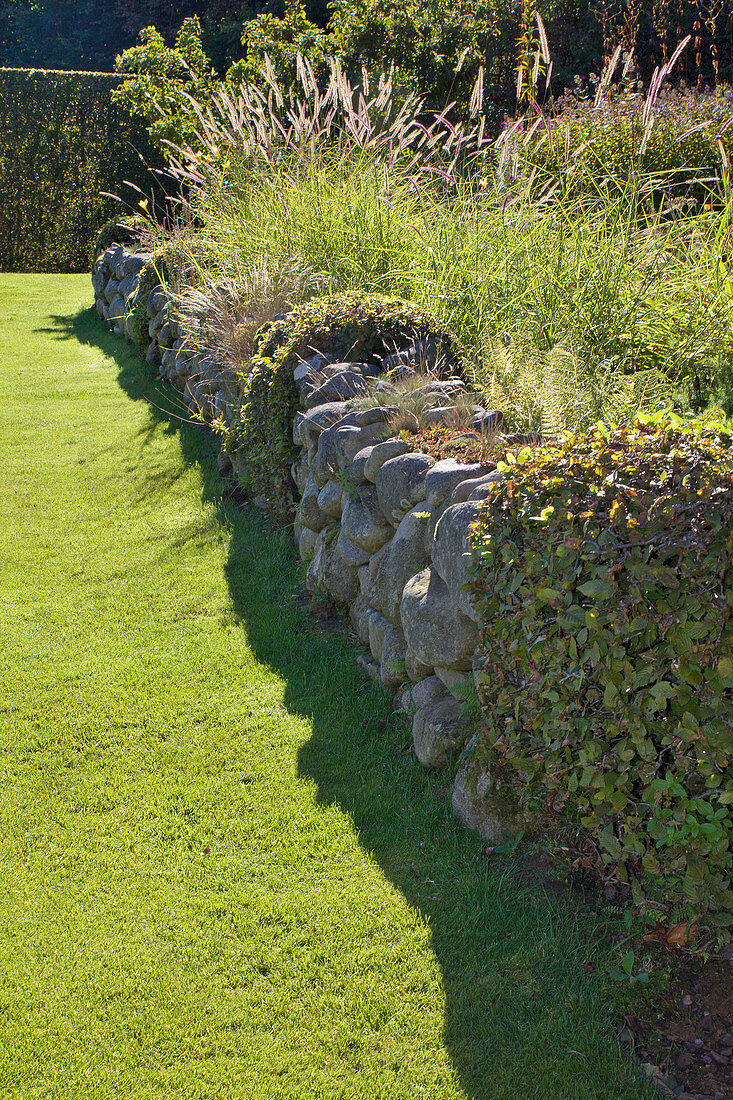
xmin=375 ymin=452 xmax=434 ymax=525
xmin=400 ymin=566 xmax=479 ymax=671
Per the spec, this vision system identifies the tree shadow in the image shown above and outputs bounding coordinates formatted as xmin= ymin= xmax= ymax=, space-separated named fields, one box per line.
xmin=56 ymin=303 xmax=650 ymax=1100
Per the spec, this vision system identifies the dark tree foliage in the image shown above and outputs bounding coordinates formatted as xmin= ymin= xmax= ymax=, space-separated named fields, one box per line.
xmin=0 ymin=0 xmax=255 ymax=72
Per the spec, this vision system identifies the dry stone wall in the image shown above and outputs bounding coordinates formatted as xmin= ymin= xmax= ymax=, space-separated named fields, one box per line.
xmin=92 ymin=243 xmax=515 ymax=843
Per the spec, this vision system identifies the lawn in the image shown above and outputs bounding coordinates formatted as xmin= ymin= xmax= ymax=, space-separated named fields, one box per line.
xmin=0 ymin=274 xmax=655 ymax=1099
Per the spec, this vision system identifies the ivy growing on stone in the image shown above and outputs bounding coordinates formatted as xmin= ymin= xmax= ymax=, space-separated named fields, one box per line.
xmin=234 ymin=292 xmax=460 ymax=519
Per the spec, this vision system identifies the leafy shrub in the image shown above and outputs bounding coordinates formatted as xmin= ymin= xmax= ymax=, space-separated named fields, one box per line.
xmin=235 ymin=292 xmax=459 ymax=517
xmin=0 ymin=67 xmax=160 ymax=272
xmin=93 ymin=214 xmax=148 ymax=259
xmin=113 ymin=18 xmax=218 ymax=153
xmin=469 ymin=415 xmax=733 ymax=932
xmin=530 ymin=83 xmax=733 ymax=200
xmin=227 ymin=1 xmax=333 ymax=94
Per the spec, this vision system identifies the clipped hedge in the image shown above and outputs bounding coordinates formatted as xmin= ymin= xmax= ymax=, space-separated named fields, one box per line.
xmin=0 ymin=67 xmax=162 ymax=272
xmin=469 ymin=416 xmax=733 ymax=930
xmin=236 ymin=292 xmax=461 ymax=517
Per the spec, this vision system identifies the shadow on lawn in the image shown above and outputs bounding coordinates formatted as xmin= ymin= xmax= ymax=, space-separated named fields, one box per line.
xmin=54 ymin=303 xmax=649 ymax=1100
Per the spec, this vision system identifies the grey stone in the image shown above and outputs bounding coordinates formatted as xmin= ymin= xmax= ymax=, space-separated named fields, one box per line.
xmin=368 ymin=541 xmax=388 ymax=579
xmin=432 ymin=502 xmax=481 ymax=622
xmin=91 ymin=267 xmax=105 ymax=295
xmin=451 ymin=760 xmax=504 ymax=843
xmin=404 ymin=674 xmax=445 ymax=712
xmin=350 ymin=592 xmax=373 ymax=645
xmin=348 ymin=446 xmax=374 ymax=485
xmin=327 ymin=361 xmax=375 ymax=376
xmin=157 ymin=322 xmax=173 ymax=349
xmin=310 ymin=419 xmax=377 ymax=487
xmin=468 ymin=481 xmax=504 ymax=503
xmin=298 ymin=525 xmax=318 ymax=563
xmin=448 ymin=469 xmax=504 ymax=507
xmin=104 ymin=278 xmax=121 ymax=304
xmin=292 ymin=453 xmax=310 ymax=495
xmin=148 ymin=310 xmax=166 ymax=338
xmin=293 ymin=353 xmax=330 ymax=383
xmin=421 ymin=407 xmax=457 ymax=427
xmin=145 ymin=340 xmax=159 ymax=364
xmin=434 ymin=666 xmax=471 ymax=699
xmin=380 ymin=623 xmax=407 ymax=690
xmin=118 ymin=272 xmax=137 ymax=301
xmin=304 ymin=371 xmax=370 ymax=409
xmin=502 ymin=431 xmax=543 ymax=447
xmin=356 ymin=655 xmax=382 ymax=684
xmin=410 ymin=378 xmax=467 ymax=400
xmin=354 ymin=406 xmax=397 ymax=427
xmin=146 ymin=286 xmax=167 ymax=318
xmin=382 ymin=337 xmax=455 ymax=375
xmin=358 ymin=564 xmax=379 ymax=607
xmin=367 ymin=611 xmax=392 ymax=664
xmin=367 ymin=613 xmax=407 ymax=689
xmin=363 ymin=438 xmax=411 ymax=482
xmin=122 ymin=253 xmax=148 ymax=277
xmin=340 ymin=486 xmax=392 ymax=554
xmin=160 ymin=348 xmax=176 ymax=372
xmin=374 ymin=503 xmax=432 ymax=627
xmin=299 ymin=476 xmax=329 ymax=533
xmin=413 ymin=692 xmax=469 ymax=769
xmin=293 ymin=402 xmax=354 ymax=448
xmin=375 ymin=452 xmax=434 ymax=525
xmin=112 ymin=249 xmax=129 ymax=279
xmin=405 ymin=649 xmax=434 ymax=682
xmin=108 ymin=295 xmax=126 ymax=324
xmin=333 ymin=423 xmax=385 ymax=470
xmin=425 ymin=459 xmax=490 ymax=510
xmin=317 ymin=480 xmax=345 ymax=520
xmin=473 ymin=408 xmax=507 ymax=434
xmin=306 ymin=526 xmax=359 ymax=604
xmin=400 ymin=567 xmax=479 ymax=671
xmin=336 ymin=529 xmax=370 ymax=567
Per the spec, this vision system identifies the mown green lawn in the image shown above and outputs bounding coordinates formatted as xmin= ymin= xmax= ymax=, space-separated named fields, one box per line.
xmin=0 ymin=275 xmax=654 ymax=1099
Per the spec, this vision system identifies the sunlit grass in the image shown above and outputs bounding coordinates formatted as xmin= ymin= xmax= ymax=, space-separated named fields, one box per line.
xmin=0 ymin=274 xmax=656 ymax=1098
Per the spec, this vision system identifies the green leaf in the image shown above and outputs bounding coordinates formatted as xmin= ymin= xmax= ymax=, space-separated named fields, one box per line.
xmin=603 ymin=682 xmax=620 ymax=707
xmin=579 ymin=578 xmax=614 ymax=600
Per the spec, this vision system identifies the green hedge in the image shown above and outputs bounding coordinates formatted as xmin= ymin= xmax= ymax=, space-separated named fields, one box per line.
xmin=0 ymin=68 xmax=162 ymax=273
xmin=469 ymin=416 xmax=733 ymax=933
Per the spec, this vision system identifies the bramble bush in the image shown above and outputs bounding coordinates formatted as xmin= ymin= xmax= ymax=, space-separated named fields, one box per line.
xmin=469 ymin=415 xmax=733 ymax=934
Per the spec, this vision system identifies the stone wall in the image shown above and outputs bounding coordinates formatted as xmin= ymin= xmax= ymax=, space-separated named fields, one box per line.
xmin=92 ymin=243 xmax=514 ymax=843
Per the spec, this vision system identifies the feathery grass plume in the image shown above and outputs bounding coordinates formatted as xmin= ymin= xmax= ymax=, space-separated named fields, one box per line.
xmin=146 ymin=44 xmax=733 ymax=430
xmin=173 ymin=258 xmax=315 ymax=373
